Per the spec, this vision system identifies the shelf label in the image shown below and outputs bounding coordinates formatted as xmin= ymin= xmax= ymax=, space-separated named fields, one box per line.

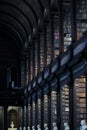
xmin=73 ymin=41 xmax=86 ymax=56
xmin=44 ymin=69 xmax=50 ymax=79
xmin=60 ymin=73 xmax=69 ymax=82
xmin=51 ymin=60 xmax=58 ymax=73
xmin=37 ymin=89 xmax=42 ymax=96
xmin=51 ymin=79 xmax=57 ymax=88
xmin=24 ymin=88 xmax=27 ymax=95
xmin=73 ymin=62 xmax=86 ymax=74
xmin=61 ymin=54 xmax=70 ymax=66
xmin=38 ymin=75 xmax=42 ymax=84
xmin=44 ymin=84 xmax=49 ymax=93
xmin=28 ymin=84 xmax=31 ymax=91
xmin=32 ymin=93 xmax=36 ymax=100
xmin=33 ymin=80 xmax=36 ymax=88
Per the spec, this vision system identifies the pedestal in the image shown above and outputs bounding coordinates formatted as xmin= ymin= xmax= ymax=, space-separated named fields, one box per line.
xmin=8 ymin=128 xmax=17 ymax=130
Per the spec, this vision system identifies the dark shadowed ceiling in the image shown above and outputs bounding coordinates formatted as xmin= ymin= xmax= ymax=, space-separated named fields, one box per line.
xmin=0 ymin=0 xmax=71 ymax=71
xmin=0 ymin=0 xmax=50 ymax=104
xmin=0 ymin=0 xmax=71 ymax=104
xmin=0 ymin=0 xmax=50 ymax=68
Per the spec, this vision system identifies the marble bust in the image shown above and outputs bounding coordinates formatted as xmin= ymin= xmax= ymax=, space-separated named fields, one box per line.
xmin=80 ymin=119 xmax=87 ymax=130
xmin=64 ymin=122 xmax=70 ymax=130
xmin=23 ymin=127 xmax=26 ymax=130
xmin=19 ymin=127 xmax=22 ymax=130
xmin=8 ymin=121 xmax=17 ymax=130
xmin=53 ymin=122 xmax=58 ymax=130
xmin=32 ymin=126 xmax=35 ymax=130
xmin=27 ymin=126 xmax=30 ymax=130
xmin=44 ymin=123 xmax=48 ymax=130
xmin=37 ymin=124 xmax=41 ymax=130
xmin=10 ymin=122 xmax=15 ymax=128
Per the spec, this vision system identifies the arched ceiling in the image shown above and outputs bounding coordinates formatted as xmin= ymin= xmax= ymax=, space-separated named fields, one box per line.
xmin=0 ymin=0 xmax=50 ymax=51
xmin=0 ymin=0 xmax=59 ymax=74
xmin=0 ymin=0 xmax=70 ymax=58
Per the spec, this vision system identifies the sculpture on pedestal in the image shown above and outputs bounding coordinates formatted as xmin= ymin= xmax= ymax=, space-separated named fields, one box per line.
xmin=44 ymin=123 xmax=48 ymax=130
xmin=80 ymin=119 xmax=87 ymax=130
xmin=10 ymin=122 xmax=15 ymax=128
xmin=64 ymin=122 xmax=70 ymax=130
xmin=8 ymin=121 xmax=17 ymax=130
xmin=53 ymin=122 xmax=58 ymax=130
xmin=23 ymin=127 xmax=26 ymax=130
xmin=27 ymin=126 xmax=30 ymax=130
xmin=32 ymin=126 xmax=35 ymax=130
xmin=37 ymin=124 xmax=41 ymax=130
xmin=19 ymin=127 xmax=22 ymax=130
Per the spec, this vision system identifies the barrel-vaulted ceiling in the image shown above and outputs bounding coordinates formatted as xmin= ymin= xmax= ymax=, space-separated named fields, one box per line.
xmin=0 ymin=0 xmax=51 ymax=51
xmin=0 ymin=0 xmax=70 ymax=61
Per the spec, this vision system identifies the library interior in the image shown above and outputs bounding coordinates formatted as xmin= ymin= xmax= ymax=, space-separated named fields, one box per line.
xmin=0 ymin=0 xmax=87 ymax=130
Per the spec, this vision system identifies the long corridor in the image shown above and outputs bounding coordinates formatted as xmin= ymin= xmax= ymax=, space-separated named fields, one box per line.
xmin=0 ymin=0 xmax=87 ymax=130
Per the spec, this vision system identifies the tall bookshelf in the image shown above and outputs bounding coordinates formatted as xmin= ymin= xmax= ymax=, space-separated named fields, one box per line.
xmin=76 ymin=0 xmax=87 ymax=40
xmin=37 ymin=98 xmax=42 ymax=126
xmin=60 ymin=84 xmax=69 ymax=129
xmin=62 ymin=2 xmax=72 ymax=52
xmin=54 ymin=13 xmax=60 ymax=57
xmin=43 ymin=95 xmax=49 ymax=125
xmin=40 ymin=33 xmax=44 ymax=71
xmin=74 ymin=76 xmax=86 ymax=130
xmin=46 ymin=23 xmax=52 ymax=65
xmin=51 ymin=91 xmax=57 ymax=128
